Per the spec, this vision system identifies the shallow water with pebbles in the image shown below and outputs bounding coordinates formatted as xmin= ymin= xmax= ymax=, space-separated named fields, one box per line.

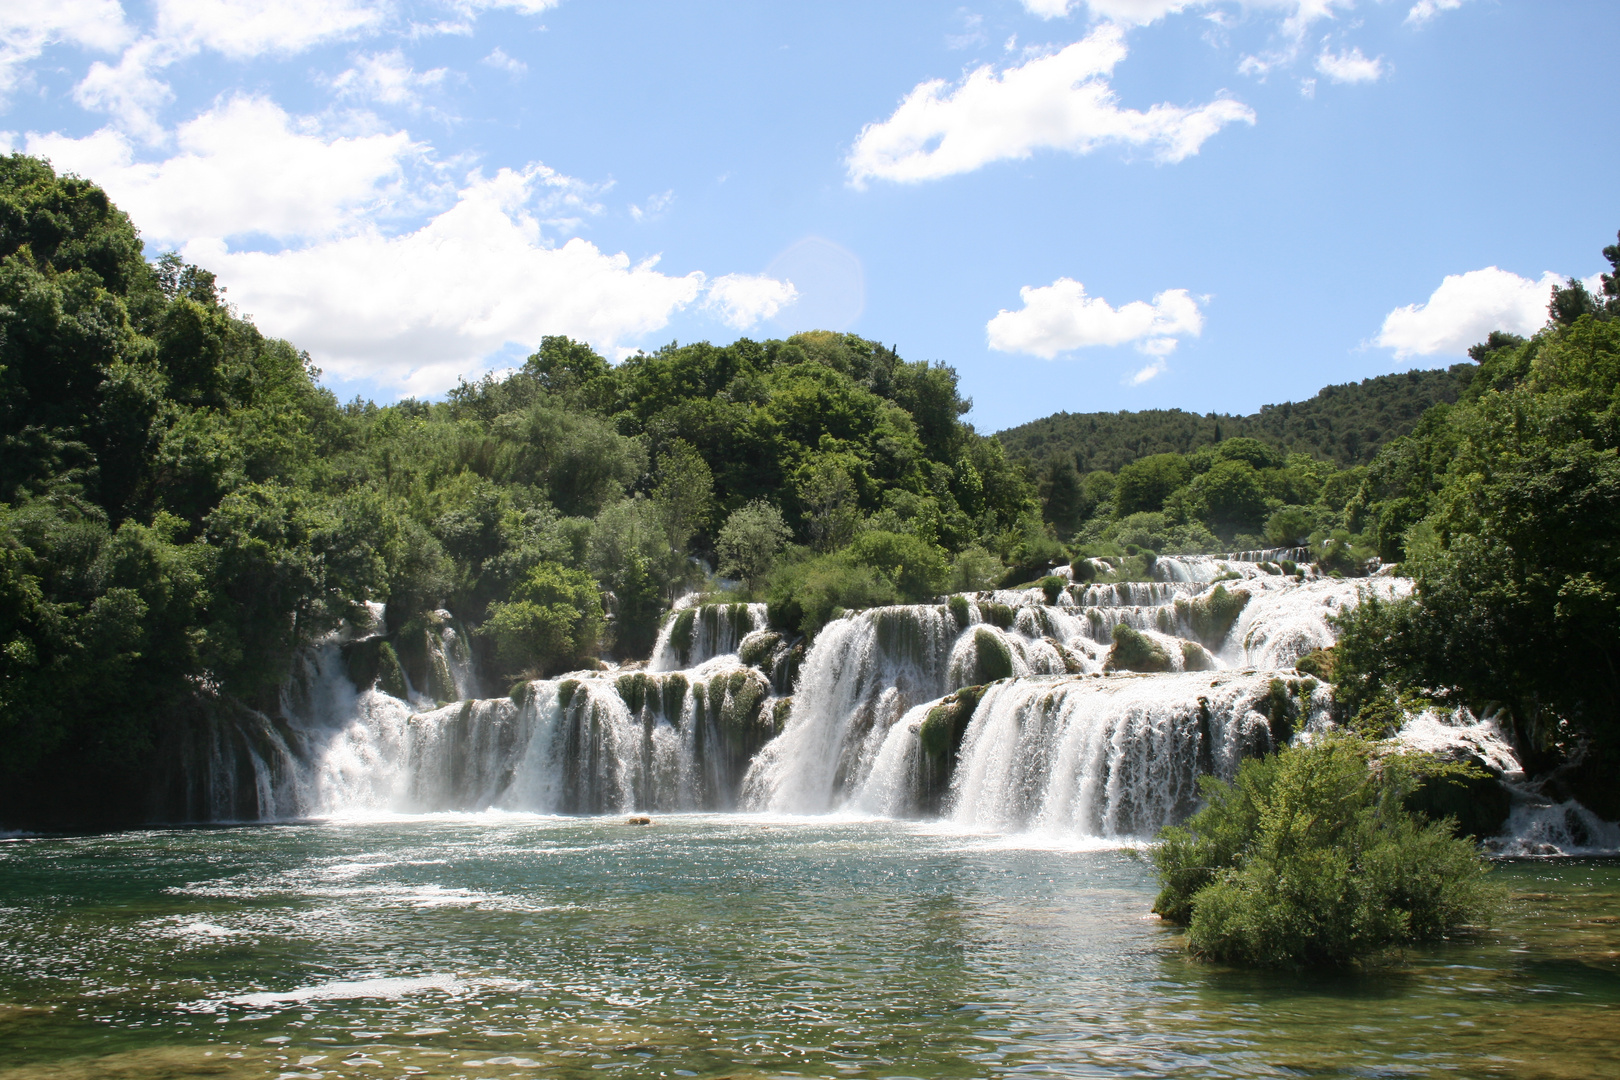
xmin=2 ymin=816 xmax=1617 ymax=1080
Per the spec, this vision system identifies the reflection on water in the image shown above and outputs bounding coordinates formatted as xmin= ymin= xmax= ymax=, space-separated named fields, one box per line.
xmin=1 ymin=816 xmax=1617 ymax=1079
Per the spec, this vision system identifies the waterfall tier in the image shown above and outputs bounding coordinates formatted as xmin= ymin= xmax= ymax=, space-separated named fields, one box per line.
xmin=165 ymin=575 xmax=1604 ymax=851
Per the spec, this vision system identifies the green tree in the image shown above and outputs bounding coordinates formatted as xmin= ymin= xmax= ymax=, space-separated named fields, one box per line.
xmin=715 ymin=499 xmax=791 ymax=590
xmin=1113 ymin=453 xmax=1193 ymax=515
xmin=481 ymin=561 xmax=604 ymax=678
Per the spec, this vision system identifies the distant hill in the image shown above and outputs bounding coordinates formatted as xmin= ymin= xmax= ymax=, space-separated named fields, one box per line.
xmin=994 ymin=365 xmax=1473 ymax=471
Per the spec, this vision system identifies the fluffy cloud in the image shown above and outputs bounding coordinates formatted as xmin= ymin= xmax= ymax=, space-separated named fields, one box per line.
xmin=986 ymin=277 xmax=1203 ymax=359
xmin=70 ymin=1 xmax=554 ymax=137
xmin=1376 ymin=267 xmax=1561 ymax=359
xmin=846 ymin=25 xmax=1253 ymax=186
xmin=481 ymin=47 xmax=527 ymax=76
xmin=27 ymin=96 xmax=423 ymax=242
xmin=151 ymin=0 xmax=387 ymax=59
xmin=1314 ymin=46 xmax=1384 ymax=84
xmin=703 ymin=274 xmax=799 ymax=330
xmin=182 ymin=166 xmax=708 ymax=396
xmin=1 ymin=0 xmax=130 ymax=97
xmin=331 ymin=51 xmax=449 ymax=108
xmin=1407 ymin=0 xmax=1469 ymax=26
xmin=25 ymin=94 xmax=789 ymax=395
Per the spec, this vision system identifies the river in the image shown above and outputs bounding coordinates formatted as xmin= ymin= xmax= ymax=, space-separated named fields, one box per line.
xmin=1 ymin=818 xmax=1617 ymax=1079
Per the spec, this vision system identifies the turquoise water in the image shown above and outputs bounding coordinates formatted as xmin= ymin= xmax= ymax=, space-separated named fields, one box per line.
xmin=1 ymin=815 xmax=1617 ymax=1079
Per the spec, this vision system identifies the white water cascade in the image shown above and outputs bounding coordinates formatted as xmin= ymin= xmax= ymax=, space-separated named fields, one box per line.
xmin=181 ymin=552 xmax=1611 ymax=851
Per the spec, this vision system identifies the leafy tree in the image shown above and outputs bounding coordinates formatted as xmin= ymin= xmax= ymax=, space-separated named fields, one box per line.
xmin=715 ymin=500 xmax=791 ymax=590
xmin=650 ymin=438 xmax=713 ymax=558
xmin=1114 ymin=453 xmax=1193 ymax=515
xmin=481 ymin=561 xmax=603 ymax=678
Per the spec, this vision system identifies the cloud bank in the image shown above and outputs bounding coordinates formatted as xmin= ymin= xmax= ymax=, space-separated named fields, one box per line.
xmin=22 ymin=94 xmax=789 ymax=396
xmin=846 ymin=25 xmax=1254 ymax=186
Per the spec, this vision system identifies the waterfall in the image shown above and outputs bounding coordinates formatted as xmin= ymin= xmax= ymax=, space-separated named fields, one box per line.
xmin=175 ymin=567 xmax=1612 ymax=850
xmin=741 ymin=605 xmax=963 ymax=813
xmin=649 ymin=603 xmax=769 ymax=670
xmin=943 ymin=672 xmax=1325 ymax=837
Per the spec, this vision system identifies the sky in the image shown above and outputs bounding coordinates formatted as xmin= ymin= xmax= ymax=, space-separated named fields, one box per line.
xmin=3 ymin=0 xmax=1617 ymax=432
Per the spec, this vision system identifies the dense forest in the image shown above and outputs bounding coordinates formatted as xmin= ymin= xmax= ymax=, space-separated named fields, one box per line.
xmin=999 ymin=367 xmax=1468 ymax=471
xmin=3 ymin=153 xmax=1617 ymax=831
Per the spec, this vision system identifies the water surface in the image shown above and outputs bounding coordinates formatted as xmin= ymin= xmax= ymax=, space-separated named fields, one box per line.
xmin=2 ymin=816 xmax=1616 ymax=1079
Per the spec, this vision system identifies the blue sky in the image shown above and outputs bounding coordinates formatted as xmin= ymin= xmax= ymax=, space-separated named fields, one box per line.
xmin=4 ymin=1 xmax=1616 ymax=431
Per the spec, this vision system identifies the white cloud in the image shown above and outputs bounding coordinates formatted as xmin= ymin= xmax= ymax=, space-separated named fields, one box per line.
xmin=1022 ymin=1 xmax=1193 ymax=24
xmin=629 ymin=189 xmax=673 ymax=222
xmin=27 ymin=96 xmax=423 ymax=242
xmin=1376 ymin=267 xmax=1561 ymax=359
xmin=1314 ymin=46 xmax=1384 ymax=83
xmin=986 ymin=277 xmax=1203 ymax=359
xmin=481 ymin=46 xmax=527 ymax=75
xmin=181 ymin=166 xmax=706 ymax=395
xmin=331 ymin=51 xmax=449 ymax=107
xmin=702 ymin=273 xmax=798 ymax=330
xmin=1128 ymin=358 xmax=1167 ymax=384
xmin=1407 ymin=0 xmax=1468 ymax=26
xmin=846 ymin=25 xmax=1254 ymax=186
xmin=1 ymin=0 xmax=131 ymax=98
xmin=151 ymin=0 xmax=387 ymax=59
xmin=1237 ymin=0 xmax=1358 ymax=78
xmin=25 ymin=88 xmax=772 ymax=396
xmin=72 ymin=37 xmax=177 ymax=143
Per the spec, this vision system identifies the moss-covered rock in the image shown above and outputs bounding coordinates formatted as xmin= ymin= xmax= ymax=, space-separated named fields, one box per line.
xmin=659 ymin=673 xmax=688 ymax=721
xmin=510 ymin=680 xmax=533 ymax=706
xmin=1040 ymin=575 xmax=1065 ymax=604
xmin=1294 ymin=647 xmax=1336 ymax=681
xmin=919 ymin=685 xmax=985 ymax=761
xmin=1174 ymin=584 xmax=1250 ymax=648
xmin=556 ymin=678 xmax=581 ymax=711
xmin=1069 ymin=557 xmax=1096 ymax=583
xmin=948 ymin=594 xmax=971 ymax=630
xmin=666 ymin=608 xmax=697 ymax=665
xmin=342 ymin=637 xmax=408 ymax=698
xmin=738 ymin=630 xmax=784 ymax=670
xmin=969 ymin=627 xmax=1015 ymax=683
xmin=1180 ymin=640 xmax=1215 ymax=672
xmin=1047 ymin=637 xmax=1086 ymax=674
xmin=979 ymin=602 xmax=1016 ymax=630
xmin=616 ymin=672 xmax=649 ymax=714
xmin=1106 ymin=624 xmax=1172 ymax=673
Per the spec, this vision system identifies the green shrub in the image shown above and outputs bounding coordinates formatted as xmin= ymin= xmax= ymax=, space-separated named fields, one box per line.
xmin=948 ymin=545 xmax=1005 ymax=592
xmin=765 ymin=552 xmax=898 ymax=638
xmin=1151 ymin=735 xmax=1498 ymax=968
xmin=1264 ymin=505 xmax=1314 ymax=548
xmin=1039 ymin=575 xmax=1065 ymax=604
xmin=845 ymin=529 xmax=948 ymax=601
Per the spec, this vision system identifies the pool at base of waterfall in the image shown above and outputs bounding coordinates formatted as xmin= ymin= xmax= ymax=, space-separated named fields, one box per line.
xmin=2 ymin=817 xmax=1617 ymax=1080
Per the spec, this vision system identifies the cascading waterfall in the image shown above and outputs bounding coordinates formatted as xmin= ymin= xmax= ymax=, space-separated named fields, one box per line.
xmin=649 ymin=602 xmax=769 ymax=671
xmin=183 ymin=559 xmax=1610 ymax=851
